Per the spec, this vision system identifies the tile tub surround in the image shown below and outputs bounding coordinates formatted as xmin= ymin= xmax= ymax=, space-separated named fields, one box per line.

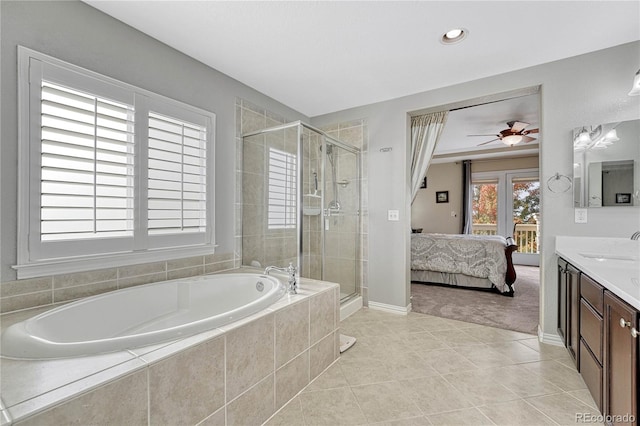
xmin=0 ymin=275 xmax=339 ymax=425
xmin=266 ymin=309 xmax=600 ymax=426
xmin=0 ymin=252 xmax=236 ymax=315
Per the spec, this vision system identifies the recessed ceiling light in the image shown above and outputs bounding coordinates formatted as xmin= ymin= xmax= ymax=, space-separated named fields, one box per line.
xmin=441 ymin=28 xmax=467 ymax=45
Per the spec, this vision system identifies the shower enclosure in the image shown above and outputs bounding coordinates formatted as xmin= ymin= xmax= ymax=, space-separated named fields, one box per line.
xmin=241 ymin=121 xmax=361 ymax=302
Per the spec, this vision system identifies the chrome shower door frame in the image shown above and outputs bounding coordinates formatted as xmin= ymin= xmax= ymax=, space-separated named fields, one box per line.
xmin=242 ymin=121 xmax=361 ymax=301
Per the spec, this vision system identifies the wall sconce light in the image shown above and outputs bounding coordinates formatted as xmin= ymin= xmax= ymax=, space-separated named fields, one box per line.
xmin=603 ymin=129 xmax=619 ymax=142
xmin=574 ymin=127 xmax=592 ymax=148
xmin=630 ymin=69 xmax=640 ymax=96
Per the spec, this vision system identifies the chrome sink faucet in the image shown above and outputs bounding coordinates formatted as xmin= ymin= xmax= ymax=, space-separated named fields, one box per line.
xmin=631 ymin=231 xmax=640 ymax=240
xmin=264 ymin=262 xmax=298 ymax=294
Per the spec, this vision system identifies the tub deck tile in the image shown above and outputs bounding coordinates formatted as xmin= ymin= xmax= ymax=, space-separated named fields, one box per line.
xmin=149 ymin=336 xmax=225 ymax=425
xmin=6 ymin=358 xmax=146 ymax=424
xmin=0 ymin=351 xmax=136 ymax=408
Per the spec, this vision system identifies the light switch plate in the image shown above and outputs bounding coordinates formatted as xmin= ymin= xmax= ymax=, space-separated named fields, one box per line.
xmin=388 ymin=210 xmax=399 ymax=221
xmin=575 ymin=208 xmax=588 ymax=223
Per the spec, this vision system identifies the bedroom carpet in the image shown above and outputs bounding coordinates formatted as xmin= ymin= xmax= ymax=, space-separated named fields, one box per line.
xmin=410 ymin=265 xmax=540 ymax=335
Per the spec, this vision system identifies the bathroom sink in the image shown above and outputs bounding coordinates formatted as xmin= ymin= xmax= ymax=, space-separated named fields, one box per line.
xmin=579 ymin=252 xmax=639 ymax=262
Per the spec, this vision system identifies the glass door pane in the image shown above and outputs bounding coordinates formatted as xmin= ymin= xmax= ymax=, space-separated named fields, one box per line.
xmin=301 ymin=128 xmax=322 ymax=280
xmin=471 ymin=181 xmax=498 ymax=236
xmin=512 ymin=177 xmax=540 ymax=265
xmin=322 ymin=140 xmax=359 ymax=301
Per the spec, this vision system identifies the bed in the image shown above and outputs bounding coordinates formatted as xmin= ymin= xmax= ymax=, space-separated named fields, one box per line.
xmin=411 ymin=233 xmax=517 ymax=296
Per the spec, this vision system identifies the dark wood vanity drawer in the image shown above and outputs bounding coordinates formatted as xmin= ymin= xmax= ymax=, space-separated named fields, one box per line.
xmin=580 ymin=339 xmax=603 ymax=412
xmin=580 ymin=298 xmax=603 ymax=363
xmin=581 ymin=274 xmax=603 ymax=315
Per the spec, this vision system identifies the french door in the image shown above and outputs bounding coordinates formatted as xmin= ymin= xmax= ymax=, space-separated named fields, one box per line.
xmin=471 ymin=169 xmax=540 ymax=266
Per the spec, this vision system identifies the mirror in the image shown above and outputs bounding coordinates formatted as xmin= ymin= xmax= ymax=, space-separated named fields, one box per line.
xmin=573 ymin=119 xmax=640 ymax=208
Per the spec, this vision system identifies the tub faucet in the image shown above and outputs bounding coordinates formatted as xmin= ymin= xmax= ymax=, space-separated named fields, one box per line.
xmin=264 ymin=262 xmax=298 ymax=295
xmin=631 ymin=231 xmax=640 ymax=240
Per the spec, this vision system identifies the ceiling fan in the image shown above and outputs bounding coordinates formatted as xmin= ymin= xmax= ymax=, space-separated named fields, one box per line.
xmin=469 ymin=121 xmax=539 ymax=146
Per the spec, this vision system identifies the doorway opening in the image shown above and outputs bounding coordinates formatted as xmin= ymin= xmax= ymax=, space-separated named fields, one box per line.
xmin=409 ymin=86 xmax=541 ymax=334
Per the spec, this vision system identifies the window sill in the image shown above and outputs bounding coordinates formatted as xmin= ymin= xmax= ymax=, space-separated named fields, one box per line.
xmin=13 ymin=245 xmax=219 ymax=280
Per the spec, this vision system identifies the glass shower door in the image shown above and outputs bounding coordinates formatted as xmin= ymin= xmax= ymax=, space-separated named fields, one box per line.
xmin=322 ymin=140 xmax=359 ymax=301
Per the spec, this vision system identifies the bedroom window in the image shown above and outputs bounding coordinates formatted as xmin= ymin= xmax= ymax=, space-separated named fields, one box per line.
xmin=16 ymin=47 xmax=215 ymax=279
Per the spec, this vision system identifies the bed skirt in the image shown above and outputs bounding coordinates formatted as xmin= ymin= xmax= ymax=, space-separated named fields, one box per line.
xmin=411 ymin=270 xmax=495 ymax=290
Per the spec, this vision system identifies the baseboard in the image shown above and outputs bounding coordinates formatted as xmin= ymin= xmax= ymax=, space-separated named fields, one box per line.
xmin=340 ymin=296 xmax=362 ymax=321
xmin=538 ymin=325 xmax=565 ymax=346
xmin=368 ymin=301 xmax=411 ymax=315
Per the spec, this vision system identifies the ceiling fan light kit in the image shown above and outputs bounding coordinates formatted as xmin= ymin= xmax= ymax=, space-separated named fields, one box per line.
xmin=469 ymin=121 xmax=539 ymax=147
xmin=502 ymin=135 xmax=523 ymax=146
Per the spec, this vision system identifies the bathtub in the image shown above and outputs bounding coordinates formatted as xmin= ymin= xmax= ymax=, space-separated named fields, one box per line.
xmin=1 ymin=273 xmax=286 ymax=360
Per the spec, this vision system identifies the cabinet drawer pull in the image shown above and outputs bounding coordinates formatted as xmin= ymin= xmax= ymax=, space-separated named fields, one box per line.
xmin=619 ymin=318 xmax=631 ymax=328
xmin=632 ymin=328 xmax=638 ymax=339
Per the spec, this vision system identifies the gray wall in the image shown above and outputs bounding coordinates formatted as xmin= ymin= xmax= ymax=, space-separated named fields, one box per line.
xmin=0 ymin=1 xmax=308 ymax=281
xmin=312 ymin=41 xmax=640 ymax=338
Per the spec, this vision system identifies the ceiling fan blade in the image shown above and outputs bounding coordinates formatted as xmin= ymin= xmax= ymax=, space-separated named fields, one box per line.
xmin=522 ymin=136 xmax=537 ymax=143
xmin=508 ymin=121 xmax=529 ymax=133
xmin=467 ymin=134 xmax=500 ymax=137
xmin=523 ymin=128 xmax=539 ymax=135
xmin=477 ymin=138 xmax=500 ymax=146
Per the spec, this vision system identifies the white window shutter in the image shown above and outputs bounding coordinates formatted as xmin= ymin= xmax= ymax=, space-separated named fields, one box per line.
xmin=147 ymin=112 xmax=208 ymax=242
xmin=40 ymin=81 xmax=135 ymax=241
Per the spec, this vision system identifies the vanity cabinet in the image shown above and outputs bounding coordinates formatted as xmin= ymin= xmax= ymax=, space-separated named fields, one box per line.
xmin=579 ymin=274 xmax=604 ymax=411
xmin=558 ymin=258 xmax=580 ymax=365
xmin=557 ymin=256 xmax=639 ymax=425
xmin=603 ymin=291 xmax=638 ymax=425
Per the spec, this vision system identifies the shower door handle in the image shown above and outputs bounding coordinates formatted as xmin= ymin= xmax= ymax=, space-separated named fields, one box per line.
xmin=324 ymin=209 xmax=360 ymax=217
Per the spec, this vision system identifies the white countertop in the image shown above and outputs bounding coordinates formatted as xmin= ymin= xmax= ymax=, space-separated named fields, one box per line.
xmin=555 ymin=236 xmax=640 ymax=311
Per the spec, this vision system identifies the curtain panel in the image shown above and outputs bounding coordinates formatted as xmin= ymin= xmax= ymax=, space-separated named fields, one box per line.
xmin=461 ymin=160 xmax=473 ymax=234
xmin=410 ymin=111 xmax=448 ymax=202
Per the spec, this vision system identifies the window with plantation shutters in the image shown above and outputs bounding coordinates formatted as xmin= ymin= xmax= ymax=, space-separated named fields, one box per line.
xmin=267 ymin=147 xmax=297 ymax=229
xmin=147 ymin=112 xmax=207 ymax=236
xmin=40 ymin=81 xmax=135 ymax=241
xmin=16 ymin=47 xmax=215 ymax=279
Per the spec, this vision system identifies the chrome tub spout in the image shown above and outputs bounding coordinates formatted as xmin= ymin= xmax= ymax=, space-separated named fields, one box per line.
xmin=265 ymin=262 xmax=298 ymax=294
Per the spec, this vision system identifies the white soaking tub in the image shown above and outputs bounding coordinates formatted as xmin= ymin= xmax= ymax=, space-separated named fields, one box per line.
xmin=1 ymin=273 xmax=286 ymax=359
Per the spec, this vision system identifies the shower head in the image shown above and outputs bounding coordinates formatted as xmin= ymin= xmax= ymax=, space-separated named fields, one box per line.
xmin=321 ymin=144 xmax=334 ymax=155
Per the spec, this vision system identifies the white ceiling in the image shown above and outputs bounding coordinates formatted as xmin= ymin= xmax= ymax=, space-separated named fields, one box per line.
xmin=83 ymin=1 xmax=638 ymax=159
xmin=84 ymin=1 xmax=640 ymax=118
xmin=432 ymin=93 xmax=540 ymax=162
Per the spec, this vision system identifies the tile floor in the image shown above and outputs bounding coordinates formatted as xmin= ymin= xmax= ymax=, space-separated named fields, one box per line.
xmin=265 ymin=309 xmax=601 ymax=426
